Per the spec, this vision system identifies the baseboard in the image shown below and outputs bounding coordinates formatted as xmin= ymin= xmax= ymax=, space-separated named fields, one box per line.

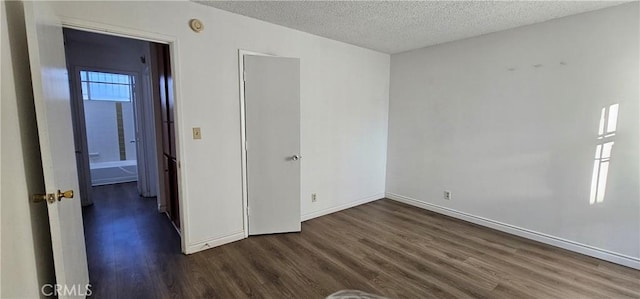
xmin=386 ymin=192 xmax=640 ymax=270
xmin=184 ymin=194 xmax=383 ymax=254
xmin=301 ymin=193 xmax=384 ymax=221
xmin=185 ymin=231 xmax=245 ymax=254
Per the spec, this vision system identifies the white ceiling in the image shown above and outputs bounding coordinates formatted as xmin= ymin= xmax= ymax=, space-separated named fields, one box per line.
xmin=195 ymin=0 xmax=627 ymax=54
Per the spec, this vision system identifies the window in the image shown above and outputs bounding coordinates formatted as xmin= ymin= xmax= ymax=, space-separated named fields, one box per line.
xmin=80 ymin=70 xmax=134 ymax=102
xmin=590 ymin=104 xmax=619 ymax=205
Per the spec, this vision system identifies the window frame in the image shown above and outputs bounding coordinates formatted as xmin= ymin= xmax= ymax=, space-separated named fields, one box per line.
xmin=79 ymin=69 xmax=137 ymax=103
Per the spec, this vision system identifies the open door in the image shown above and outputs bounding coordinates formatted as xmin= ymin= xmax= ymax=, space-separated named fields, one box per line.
xmin=244 ymin=55 xmax=301 ymax=235
xmin=24 ymin=1 xmax=89 ymax=295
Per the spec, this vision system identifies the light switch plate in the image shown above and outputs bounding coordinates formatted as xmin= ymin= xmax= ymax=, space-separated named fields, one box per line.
xmin=193 ymin=127 xmax=202 ymax=140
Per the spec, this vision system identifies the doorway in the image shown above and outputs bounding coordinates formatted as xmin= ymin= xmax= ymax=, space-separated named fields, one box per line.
xmin=62 ymin=27 xmax=183 ymax=294
xmin=76 ymin=69 xmax=140 ymax=186
xmin=63 ymin=28 xmax=180 ymax=264
xmin=63 ymin=28 xmax=181 ymax=231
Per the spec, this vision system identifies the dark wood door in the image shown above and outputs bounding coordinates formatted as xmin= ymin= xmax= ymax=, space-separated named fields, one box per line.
xmin=153 ymin=43 xmax=180 ymax=230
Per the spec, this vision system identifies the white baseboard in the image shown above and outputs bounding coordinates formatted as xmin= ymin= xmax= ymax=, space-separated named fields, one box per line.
xmin=301 ymin=193 xmax=384 ymax=221
xmin=185 ymin=231 xmax=245 ymax=254
xmin=386 ymin=192 xmax=640 ymax=270
xmin=184 ymin=194 xmax=383 ymax=254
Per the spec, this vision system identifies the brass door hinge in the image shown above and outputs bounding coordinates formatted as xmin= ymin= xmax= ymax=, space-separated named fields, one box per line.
xmin=32 ymin=190 xmax=74 ymax=204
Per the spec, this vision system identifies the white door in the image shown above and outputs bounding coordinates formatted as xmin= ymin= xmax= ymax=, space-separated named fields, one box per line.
xmin=244 ymin=55 xmax=301 ymax=235
xmin=24 ymin=1 xmax=89 ymax=295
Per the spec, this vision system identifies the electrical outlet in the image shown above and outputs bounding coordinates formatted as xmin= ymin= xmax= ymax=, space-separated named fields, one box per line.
xmin=311 ymin=193 xmax=317 ymax=202
xmin=444 ymin=190 xmax=451 ymax=200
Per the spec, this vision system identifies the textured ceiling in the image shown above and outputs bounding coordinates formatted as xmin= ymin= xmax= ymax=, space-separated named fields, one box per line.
xmin=195 ymin=1 xmax=628 ymax=54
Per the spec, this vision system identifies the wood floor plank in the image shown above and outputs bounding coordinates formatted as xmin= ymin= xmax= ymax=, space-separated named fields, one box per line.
xmin=356 ymin=205 xmax=627 ymax=297
xmin=349 ymin=201 xmax=614 ymax=298
xmin=302 ymin=220 xmax=450 ymax=298
xmin=83 ymin=183 xmax=640 ymax=298
xmin=328 ymin=211 xmax=500 ymax=293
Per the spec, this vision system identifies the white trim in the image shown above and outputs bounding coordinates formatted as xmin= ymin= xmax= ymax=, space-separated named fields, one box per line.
xmin=168 ymin=37 xmax=189 ymax=256
xmin=238 ymin=49 xmax=276 ymax=238
xmin=302 ymin=193 xmax=384 ymax=221
xmin=60 ymin=17 xmax=173 ymax=45
xmin=386 ymin=192 xmax=640 ymax=270
xmin=185 ymin=231 xmax=245 ymax=254
xmin=60 ymin=17 xmax=190 ymax=255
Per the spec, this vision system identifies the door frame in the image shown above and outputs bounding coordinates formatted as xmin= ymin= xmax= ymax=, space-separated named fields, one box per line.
xmin=70 ymin=65 xmax=142 ymax=195
xmin=61 ymin=17 xmax=189 ymax=253
xmin=238 ymin=49 xmax=275 ymax=238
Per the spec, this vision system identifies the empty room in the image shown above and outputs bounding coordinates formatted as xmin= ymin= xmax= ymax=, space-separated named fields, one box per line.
xmin=1 ymin=0 xmax=638 ymax=298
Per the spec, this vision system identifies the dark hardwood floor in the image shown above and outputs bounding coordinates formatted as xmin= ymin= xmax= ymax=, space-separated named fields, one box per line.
xmin=83 ymin=183 xmax=640 ymax=298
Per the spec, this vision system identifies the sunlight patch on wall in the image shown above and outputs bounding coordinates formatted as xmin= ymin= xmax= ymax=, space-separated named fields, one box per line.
xmin=590 ymin=104 xmax=619 ymax=205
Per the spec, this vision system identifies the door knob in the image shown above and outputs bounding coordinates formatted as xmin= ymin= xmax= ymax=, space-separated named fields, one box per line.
xmin=57 ymin=190 xmax=74 ymax=200
xmin=291 ymin=154 xmax=301 ymax=161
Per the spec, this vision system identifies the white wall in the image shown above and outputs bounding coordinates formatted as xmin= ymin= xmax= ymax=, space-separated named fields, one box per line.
xmin=1 ymin=1 xmax=56 ymax=297
xmin=50 ymin=1 xmax=390 ymax=252
xmin=387 ymin=3 xmax=639 ymax=266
